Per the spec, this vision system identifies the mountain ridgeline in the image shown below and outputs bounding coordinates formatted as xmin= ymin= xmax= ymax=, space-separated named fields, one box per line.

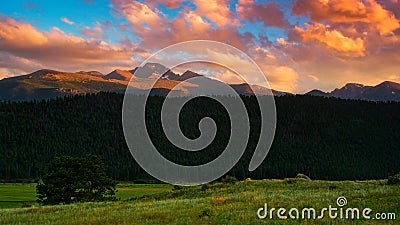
xmin=0 ymin=93 xmax=399 ymax=181
xmin=307 ymin=81 xmax=400 ymax=102
xmin=0 ymin=63 xmax=287 ymax=101
xmin=1 ymin=63 xmax=399 ymax=101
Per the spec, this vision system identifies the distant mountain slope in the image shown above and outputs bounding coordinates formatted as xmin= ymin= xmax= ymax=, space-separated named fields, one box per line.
xmin=230 ymin=83 xmax=290 ymax=96
xmin=103 ymin=69 xmax=134 ymax=81
xmin=77 ymin=71 xmax=104 ymax=77
xmin=0 ymin=64 xmax=289 ymax=101
xmin=0 ymin=69 xmax=127 ymax=101
xmin=306 ymin=81 xmax=400 ymax=102
xmin=306 ymin=89 xmax=330 ymax=97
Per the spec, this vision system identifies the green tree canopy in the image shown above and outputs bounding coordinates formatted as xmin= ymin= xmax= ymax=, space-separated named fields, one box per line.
xmin=36 ymin=154 xmax=118 ymax=205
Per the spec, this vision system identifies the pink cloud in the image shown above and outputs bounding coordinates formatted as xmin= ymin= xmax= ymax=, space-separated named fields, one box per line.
xmin=236 ymin=1 xmax=290 ymax=28
xmin=145 ymin=0 xmax=183 ymax=9
xmin=111 ymin=0 xmax=253 ymax=51
xmin=193 ymin=0 xmax=238 ymax=27
xmin=0 ymin=15 xmax=136 ymax=74
xmin=79 ymin=23 xmax=107 ymax=39
xmin=61 ymin=17 xmax=74 ymax=25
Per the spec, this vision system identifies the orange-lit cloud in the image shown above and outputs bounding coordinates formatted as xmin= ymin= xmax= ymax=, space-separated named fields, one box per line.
xmin=111 ymin=0 xmax=252 ymax=50
xmin=286 ymin=0 xmax=400 ymax=92
xmin=294 ymin=22 xmax=366 ymax=56
xmin=115 ymin=0 xmax=164 ymax=33
xmin=0 ymin=15 xmax=48 ymax=47
xmin=193 ymin=0 xmax=238 ymax=27
xmin=278 ymin=31 xmax=400 ymax=92
xmin=0 ymin=15 xmax=135 ymax=74
xmin=215 ymin=70 xmax=245 ymax=84
xmin=293 ymin=0 xmax=400 ymax=35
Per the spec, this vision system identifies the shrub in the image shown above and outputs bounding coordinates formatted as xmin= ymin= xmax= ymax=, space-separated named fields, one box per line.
xmin=387 ymin=173 xmax=400 ymax=185
xmin=172 ymin=185 xmax=183 ymax=191
xmin=222 ymin=175 xmax=238 ymax=185
xmin=201 ymin=183 xmax=212 ymax=191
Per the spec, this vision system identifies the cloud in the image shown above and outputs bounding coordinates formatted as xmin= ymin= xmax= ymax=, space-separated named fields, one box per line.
xmin=111 ymin=0 xmax=253 ymax=51
xmin=0 ymin=15 xmax=48 ymax=47
xmin=294 ymin=22 xmax=366 ymax=57
xmin=145 ymin=0 xmax=183 ymax=9
xmin=293 ymin=0 xmax=400 ymax=35
xmin=61 ymin=17 xmax=74 ymax=25
xmin=276 ymin=33 xmax=400 ymax=92
xmin=307 ymin=75 xmax=320 ymax=82
xmin=79 ymin=23 xmax=107 ymax=39
xmin=284 ymin=0 xmax=400 ymax=92
xmin=23 ymin=2 xmax=42 ymax=11
xmin=109 ymin=0 xmax=300 ymax=92
xmin=215 ymin=70 xmax=246 ymax=84
xmin=378 ymin=0 xmax=400 ymax=19
xmin=193 ymin=0 xmax=238 ymax=27
xmin=0 ymin=15 xmax=136 ymax=74
xmin=0 ymin=69 xmax=11 ymax=80
xmin=236 ymin=0 xmax=290 ymax=28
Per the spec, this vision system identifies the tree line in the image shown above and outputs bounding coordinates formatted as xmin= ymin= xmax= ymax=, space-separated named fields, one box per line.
xmin=0 ymin=92 xmax=399 ymax=181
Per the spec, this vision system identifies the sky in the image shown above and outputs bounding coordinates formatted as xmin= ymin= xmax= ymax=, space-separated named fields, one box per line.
xmin=0 ymin=0 xmax=399 ymax=93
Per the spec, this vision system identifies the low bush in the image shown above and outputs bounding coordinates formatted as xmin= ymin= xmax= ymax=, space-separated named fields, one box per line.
xmin=387 ymin=173 xmax=400 ymax=185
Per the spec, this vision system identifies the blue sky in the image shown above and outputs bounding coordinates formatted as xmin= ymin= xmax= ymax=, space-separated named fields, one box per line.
xmin=0 ymin=0 xmax=299 ymax=44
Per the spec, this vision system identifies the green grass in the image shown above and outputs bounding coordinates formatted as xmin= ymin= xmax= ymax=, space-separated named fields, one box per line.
xmin=0 ymin=183 xmax=171 ymax=209
xmin=0 ymin=183 xmax=37 ymax=208
xmin=0 ymin=180 xmax=399 ymax=224
xmin=115 ymin=183 xmax=172 ymax=200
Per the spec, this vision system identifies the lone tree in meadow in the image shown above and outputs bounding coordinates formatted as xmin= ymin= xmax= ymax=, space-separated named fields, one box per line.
xmin=36 ymin=154 xmax=118 ymax=205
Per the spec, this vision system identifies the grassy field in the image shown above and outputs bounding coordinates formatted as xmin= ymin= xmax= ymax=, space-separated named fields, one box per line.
xmin=0 ymin=179 xmax=399 ymax=224
xmin=0 ymin=182 xmax=172 ymax=209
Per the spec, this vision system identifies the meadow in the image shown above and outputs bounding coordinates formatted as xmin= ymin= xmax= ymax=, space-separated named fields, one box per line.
xmin=0 ymin=179 xmax=399 ymax=224
xmin=0 ymin=183 xmax=171 ymax=209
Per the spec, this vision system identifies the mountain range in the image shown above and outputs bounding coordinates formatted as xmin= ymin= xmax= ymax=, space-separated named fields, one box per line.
xmin=307 ymin=81 xmax=400 ymax=102
xmin=0 ymin=63 xmax=288 ymax=101
xmin=0 ymin=63 xmax=399 ymax=102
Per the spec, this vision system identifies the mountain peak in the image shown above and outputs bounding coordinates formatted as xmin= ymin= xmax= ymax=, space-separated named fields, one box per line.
xmin=306 ymin=80 xmax=400 ymax=101
xmin=178 ymin=70 xmax=202 ymax=81
xmin=132 ymin=63 xmax=173 ymax=79
xmin=103 ymin=69 xmax=134 ymax=81
xmin=77 ymin=71 xmax=103 ymax=77
xmin=343 ymin=83 xmax=365 ymax=88
xmin=306 ymin=89 xmax=329 ymax=97
xmin=376 ymin=81 xmax=400 ymax=89
xmin=28 ymin=69 xmax=61 ymax=76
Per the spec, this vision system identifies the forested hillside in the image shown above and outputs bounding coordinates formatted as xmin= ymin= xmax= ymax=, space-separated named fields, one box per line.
xmin=0 ymin=93 xmax=399 ymax=181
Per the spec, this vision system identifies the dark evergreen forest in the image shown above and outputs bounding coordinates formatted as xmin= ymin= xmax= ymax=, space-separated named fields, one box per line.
xmin=0 ymin=93 xmax=399 ymax=181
